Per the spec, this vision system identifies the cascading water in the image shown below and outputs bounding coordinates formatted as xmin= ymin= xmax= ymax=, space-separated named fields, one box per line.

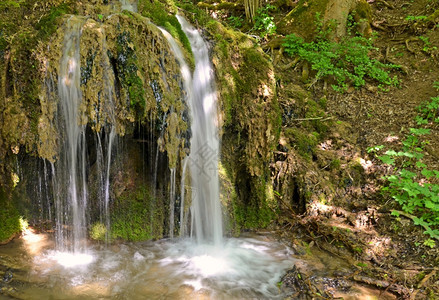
xmin=177 ymin=15 xmax=223 ymax=245
xmin=53 ymin=17 xmax=117 ymax=253
xmin=55 ymin=17 xmax=88 ymax=252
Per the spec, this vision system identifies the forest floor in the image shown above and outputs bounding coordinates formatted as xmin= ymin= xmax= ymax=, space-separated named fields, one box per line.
xmin=268 ymin=0 xmax=439 ymax=298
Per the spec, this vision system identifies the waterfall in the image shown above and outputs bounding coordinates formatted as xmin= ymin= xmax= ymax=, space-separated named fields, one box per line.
xmin=52 ymin=17 xmax=116 ymax=251
xmin=177 ymin=16 xmax=223 ymax=245
xmin=55 ymin=17 xmax=87 ymax=252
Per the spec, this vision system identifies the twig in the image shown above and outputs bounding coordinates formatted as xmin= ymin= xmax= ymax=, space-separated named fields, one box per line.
xmin=417 ymin=268 xmax=437 ymax=289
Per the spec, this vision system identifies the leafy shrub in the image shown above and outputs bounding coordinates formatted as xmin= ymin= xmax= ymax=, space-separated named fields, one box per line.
xmin=283 ymin=33 xmax=400 ymax=92
xmin=0 ymin=0 xmax=24 ymax=10
xmin=253 ymin=4 xmax=276 ymax=38
xmin=371 ymin=84 xmax=439 ymax=243
xmin=227 ymin=15 xmax=243 ymax=29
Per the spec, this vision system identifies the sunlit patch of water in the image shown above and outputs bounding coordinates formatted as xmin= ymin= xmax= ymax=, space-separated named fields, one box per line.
xmin=5 ymin=234 xmax=294 ymax=299
xmin=43 ymin=251 xmax=95 ymax=268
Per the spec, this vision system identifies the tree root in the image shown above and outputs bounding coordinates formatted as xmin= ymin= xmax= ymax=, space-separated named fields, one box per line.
xmin=426 ymin=9 xmax=439 ymax=23
xmin=374 ymin=0 xmax=395 ymax=9
xmin=290 ymin=116 xmax=334 ymax=122
xmin=385 ymin=46 xmax=409 ymax=74
xmin=405 ymin=37 xmax=420 ymax=54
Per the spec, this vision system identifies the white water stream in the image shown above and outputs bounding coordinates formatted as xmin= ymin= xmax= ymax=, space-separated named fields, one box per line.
xmin=55 ymin=16 xmax=88 ymax=253
xmin=177 ymin=15 xmax=223 ymax=246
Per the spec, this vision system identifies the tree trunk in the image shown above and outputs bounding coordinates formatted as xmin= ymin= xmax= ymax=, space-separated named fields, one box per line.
xmin=277 ymin=0 xmax=372 ymax=41
xmin=244 ymin=0 xmax=262 ymax=22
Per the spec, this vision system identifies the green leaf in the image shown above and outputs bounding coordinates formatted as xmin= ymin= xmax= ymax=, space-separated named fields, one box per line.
xmin=378 ymin=155 xmax=395 ymax=165
xmin=423 ymin=239 xmax=436 ymax=248
xmin=391 ymin=210 xmax=400 ymax=217
xmin=421 ymin=169 xmax=434 ymax=179
xmin=385 ymin=150 xmax=398 ymax=156
xmin=413 ymin=217 xmax=428 ymax=227
xmin=416 ymin=161 xmax=427 ymax=168
xmin=409 ymin=128 xmax=431 ymax=136
xmin=399 ymin=169 xmax=416 ymax=178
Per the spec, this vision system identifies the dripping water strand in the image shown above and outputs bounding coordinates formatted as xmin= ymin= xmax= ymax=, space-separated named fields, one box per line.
xmin=159 ymin=27 xmax=193 ymax=238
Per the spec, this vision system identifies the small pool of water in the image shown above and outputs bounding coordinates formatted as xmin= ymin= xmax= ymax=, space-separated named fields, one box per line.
xmin=0 ymin=231 xmax=295 ymax=299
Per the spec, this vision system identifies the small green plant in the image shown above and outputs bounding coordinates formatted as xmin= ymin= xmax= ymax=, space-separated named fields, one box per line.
xmin=424 ymin=238 xmax=436 ymax=248
xmin=283 ymin=33 xmax=399 ymax=92
xmin=373 ymin=85 xmax=439 ymax=242
xmin=405 ymin=15 xmax=428 ymax=22
xmin=419 ymin=36 xmax=437 ymax=53
xmin=253 ymin=4 xmax=277 ymax=38
xmin=227 ymin=15 xmax=243 ymax=29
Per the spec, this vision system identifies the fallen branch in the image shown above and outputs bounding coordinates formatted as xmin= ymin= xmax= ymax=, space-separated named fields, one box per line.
xmin=352 ymin=275 xmax=410 ymax=297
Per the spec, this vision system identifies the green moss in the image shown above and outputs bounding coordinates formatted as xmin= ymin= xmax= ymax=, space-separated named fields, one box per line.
xmin=233 ymin=196 xmax=275 ymax=230
xmin=112 ymin=30 xmax=146 ymax=113
xmin=35 ymin=2 xmax=75 ymax=40
xmin=285 ymin=128 xmax=318 ymax=160
xmin=90 ymin=222 xmax=107 ymax=241
xmin=330 ymin=158 xmax=341 ymax=170
xmin=110 ymin=185 xmax=163 ymax=241
xmin=0 ymin=188 xmax=21 ymax=242
xmin=138 ymin=0 xmax=193 ymax=67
